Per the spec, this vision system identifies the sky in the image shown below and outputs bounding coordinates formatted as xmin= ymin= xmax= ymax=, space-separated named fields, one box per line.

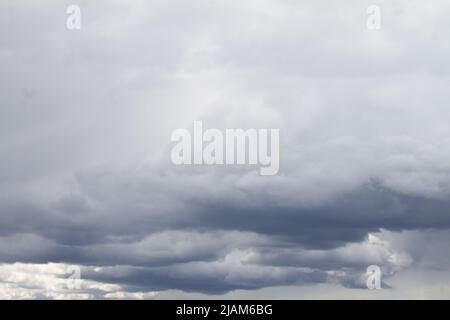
xmin=1 ymin=0 xmax=450 ymax=299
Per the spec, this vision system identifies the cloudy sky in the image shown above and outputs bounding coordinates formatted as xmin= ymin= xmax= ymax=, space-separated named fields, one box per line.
xmin=1 ymin=0 xmax=450 ymax=299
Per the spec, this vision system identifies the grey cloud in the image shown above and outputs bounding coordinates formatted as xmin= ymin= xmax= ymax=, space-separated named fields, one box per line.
xmin=1 ymin=0 xmax=450 ymax=297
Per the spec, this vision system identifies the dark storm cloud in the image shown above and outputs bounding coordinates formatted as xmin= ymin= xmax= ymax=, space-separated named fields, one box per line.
xmin=190 ymin=183 xmax=450 ymax=247
xmin=0 ymin=177 xmax=447 ymax=293
xmin=4 ymin=176 xmax=450 ymax=253
xmin=80 ymin=262 xmax=329 ymax=294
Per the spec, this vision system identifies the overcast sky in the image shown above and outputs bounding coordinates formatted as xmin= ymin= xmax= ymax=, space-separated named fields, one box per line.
xmin=1 ymin=0 xmax=450 ymax=299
